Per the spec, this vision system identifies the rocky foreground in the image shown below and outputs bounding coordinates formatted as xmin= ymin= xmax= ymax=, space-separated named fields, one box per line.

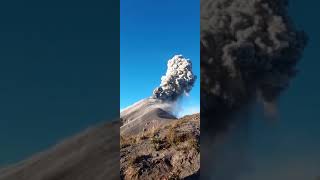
xmin=120 ymin=113 xmax=200 ymax=180
xmin=0 ymin=109 xmax=199 ymax=180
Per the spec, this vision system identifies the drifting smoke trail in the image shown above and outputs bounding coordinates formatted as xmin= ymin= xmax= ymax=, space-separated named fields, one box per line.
xmin=153 ymin=55 xmax=197 ymax=101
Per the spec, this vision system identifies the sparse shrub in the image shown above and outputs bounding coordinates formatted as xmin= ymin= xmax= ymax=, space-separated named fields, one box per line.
xmin=120 ymin=135 xmax=130 ymax=148
xmin=168 ymin=128 xmax=189 ymax=147
xmin=187 ymin=138 xmax=199 ymax=152
xmin=120 ymin=135 xmax=139 ymax=149
xmin=168 ymin=173 xmax=180 ymax=180
xmin=151 ymin=135 xmax=170 ymax=151
xmin=138 ymin=132 xmax=150 ymax=140
xmin=125 ymin=166 xmax=139 ymax=180
xmin=139 ymin=133 xmax=148 ymax=140
xmin=167 ymin=127 xmax=177 ymax=146
xmin=151 ymin=135 xmax=162 ymax=151
xmin=127 ymin=155 xmax=136 ymax=167
xmin=127 ymin=154 xmax=153 ymax=179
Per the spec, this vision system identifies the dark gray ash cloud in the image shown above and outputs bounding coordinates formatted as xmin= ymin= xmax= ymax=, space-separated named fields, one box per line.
xmin=201 ymin=0 xmax=307 ymax=115
xmin=201 ymin=0 xmax=308 ymax=179
xmin=153 ymin=55 xmax=197 ymax=101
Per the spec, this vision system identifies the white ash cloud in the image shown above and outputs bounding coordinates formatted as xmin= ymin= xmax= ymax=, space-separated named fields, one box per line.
xmin=152 ymin=55 xmax=197 ymax=101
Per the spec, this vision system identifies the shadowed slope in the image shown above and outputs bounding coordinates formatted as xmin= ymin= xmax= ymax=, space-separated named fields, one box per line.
xmin=120 ymin=98 xmax=176 ymax=136
xmin=0 ymin=121 xmax=120 ymax=180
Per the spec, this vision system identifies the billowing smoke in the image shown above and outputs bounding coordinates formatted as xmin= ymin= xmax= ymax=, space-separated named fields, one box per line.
xmin=200 ymin=0 xmax=307 ymax=179
xmin=201 ymin=0 xmax=307 ymax=116
xmin=152 ymin=55 xmax=197 ymax=101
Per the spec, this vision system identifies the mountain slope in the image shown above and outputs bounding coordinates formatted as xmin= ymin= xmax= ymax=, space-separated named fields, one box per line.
xmin=121 ymin=98 xmax=176 ymax=136
xmin=121 ymin=113 xmax=200 ymax=180
xmin=0 ymin=121 xmax=120 ymax=180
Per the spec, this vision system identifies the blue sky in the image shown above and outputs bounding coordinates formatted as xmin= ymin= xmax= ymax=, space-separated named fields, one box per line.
xmin=120 ymin=0 xmax=200 ymax=115
xmin=0 ymin=1 xmax=118 ymax=165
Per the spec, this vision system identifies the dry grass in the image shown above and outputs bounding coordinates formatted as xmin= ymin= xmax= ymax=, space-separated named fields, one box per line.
xmin=151 ymin=135 xmax=170 ymax=151
xmin=121 ymin=118 xmax=199 ymax=152
xmin=168 ymin=173 xmax=180 ymax=180
xmin=126 ymin=154 xmax=153 ymax=179
xmin=167 ymin=126 xmax=188 ymax=147
xmin=187 ymin=138 xmax=200 ymax=152
xmin=121 ymin=114 xmax=200 ymax=179
xmin=120 ymin=135 xmax=130 ymax=149
xmin=120 ymin=135 xmax=138 ymax=149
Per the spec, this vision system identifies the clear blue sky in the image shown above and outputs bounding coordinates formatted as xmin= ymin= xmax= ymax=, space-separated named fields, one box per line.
xmin=120 ymin=0 xmax=200 ymax=115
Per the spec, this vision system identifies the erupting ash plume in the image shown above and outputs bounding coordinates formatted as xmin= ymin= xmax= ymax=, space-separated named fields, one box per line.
xmin=153 ymin=55 xmax=197 ymax=101
xmin=200 ymin=0 xmax=308 ymax=179
xmin=201 ymin=0 xmax=308 ymax=116
xmin=121 ymin=55 xmax=197 ymax=134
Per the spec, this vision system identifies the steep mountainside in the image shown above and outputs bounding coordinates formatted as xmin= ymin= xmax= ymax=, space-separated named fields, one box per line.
xmin=120 ymin=98 xmax=176 ymax=136
xmin=0 ymin=121 xmax=120 ymax=180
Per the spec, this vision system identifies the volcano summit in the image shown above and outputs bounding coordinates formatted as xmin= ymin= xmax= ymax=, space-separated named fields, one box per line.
xmin=121 ymin=55 xmax=197 ymax=136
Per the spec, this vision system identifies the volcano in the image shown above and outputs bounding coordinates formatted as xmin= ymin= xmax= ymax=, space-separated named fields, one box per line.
xmin=120 ymin=98 xmax=177 ymax=136
xmin=120 ymin=98 xmax=200 ymax=179
xmin=120 ymin=55 xmax=199 ymax=179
